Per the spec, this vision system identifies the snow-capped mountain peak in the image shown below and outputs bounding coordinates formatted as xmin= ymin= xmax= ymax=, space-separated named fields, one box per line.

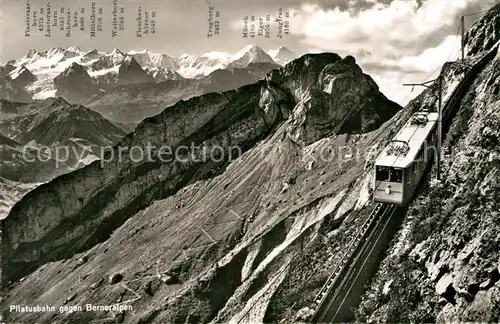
xmin=176 ymin=44 xmax=278 ymax=78
xmin=23 ymin=49 xmax=39 ymax=59
xmin=66 ymin=46 xmax=83 ymax=53
xmin=128 ymin=49 xmax=177 ymax=70
xmin=108 ymin=48 xmax=127 ymax=64
xmin=3 ymin=45 xmax=289 ymax=101
xmin=46 ymin=47 xmax=65 ymax=57
xmin=268 ymin=46 xmax=297 ymax=65
xmin=229 ymin=44 xmax=276 ymax=68
xmin=111 ymin=48 xmax=124 ymax=55
xmin=235 ymin=44 xmax=265 ymax=57
xmin=81 ymin=49 xmax=102 ymax=63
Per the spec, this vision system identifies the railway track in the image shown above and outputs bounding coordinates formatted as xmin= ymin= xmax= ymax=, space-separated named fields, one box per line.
xmin=309 ymin=43 xmax=499 ymax=323
xmin=310 ymin=203 xmax=399 ymax=322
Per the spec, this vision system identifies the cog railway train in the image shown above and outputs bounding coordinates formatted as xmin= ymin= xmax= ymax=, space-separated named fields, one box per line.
xmin=373 ymin=110 xmax=439 ymax=205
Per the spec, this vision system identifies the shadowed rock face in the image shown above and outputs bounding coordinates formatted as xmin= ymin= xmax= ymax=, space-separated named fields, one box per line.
xmin=8 ymin=66 xmax=37 ymax=89
xmin=54 ymin=63 xmax=99 ymax=103
xmin=0 ymin=67 xmax=32 ymax=103
xmin=1 ymin=52 xmax=401 ymax=323
xmin=0 ymin=99 xmax=17 ymax=114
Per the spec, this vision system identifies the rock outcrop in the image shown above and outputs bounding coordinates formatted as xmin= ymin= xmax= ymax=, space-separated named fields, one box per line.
xmin=54 ymin=63 xmax=99 ymax=103
xmin=465 ymin=4 xmax=500 ymax=56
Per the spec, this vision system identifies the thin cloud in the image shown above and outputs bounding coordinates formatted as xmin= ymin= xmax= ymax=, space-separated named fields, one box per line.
xmin=288 ymin=0 xmax=496 ymax=104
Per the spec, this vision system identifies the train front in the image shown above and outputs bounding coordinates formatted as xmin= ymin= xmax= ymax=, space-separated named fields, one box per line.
xmin=372 ymin=139 xmax=410 ymax=205
xmin=373 ymin=165 xmax=405 ymax=204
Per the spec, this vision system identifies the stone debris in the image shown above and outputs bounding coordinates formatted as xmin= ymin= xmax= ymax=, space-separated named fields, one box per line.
xmin=108 ymin=273 xmax=124 ymax=285
xmin=90 ymin=278 xmax=104 ymax=290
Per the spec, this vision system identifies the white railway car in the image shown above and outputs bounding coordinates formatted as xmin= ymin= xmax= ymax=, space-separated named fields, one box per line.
xmin=373 ymin=111 xmax=439 ymax=205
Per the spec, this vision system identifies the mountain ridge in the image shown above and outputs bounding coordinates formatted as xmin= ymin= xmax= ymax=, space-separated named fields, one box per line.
xmin=1 ymin=45 xmax=298 ymax=102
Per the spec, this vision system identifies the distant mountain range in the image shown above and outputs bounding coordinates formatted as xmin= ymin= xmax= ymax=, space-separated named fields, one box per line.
xmin=0 ymin=97 xmax=126 ymax=218
xmin=1 ymin=45 xmax=297 ymax=99
xmin=0 ymin=97 xmax=125 ymax=181
xmin=0 ymin=45 xmax=298 ymax=123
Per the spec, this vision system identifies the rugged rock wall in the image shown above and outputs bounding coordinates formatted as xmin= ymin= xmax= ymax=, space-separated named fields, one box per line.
xmin=54 ymin=63 xmax=99 ymax=103
xmin=466 ymin=4 xmax=500 ymax=56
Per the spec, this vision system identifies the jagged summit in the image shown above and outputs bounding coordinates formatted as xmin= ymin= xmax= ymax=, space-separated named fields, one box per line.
xmin=80 ymin=49 xmax=101 ymax=63
xmin=23 ymin=48 xmax=39 ymax=59
xmin=83 ymin=48 xmax=99 ymax=57
xmin=8 ymin=66 xmax=36 ymax=90
xmin=54 ymin=63 xmax=98 ymax=103
xmin=8 ymin=65 xmax=35 ymax=81
xmin=269 ymin=46 xmax=298 ymax=65
xmin=229 ymin=44 xmax=276 ymax=68
xmin=64 ymin=62 xmax=86 ymax=74
xmin=46 ymin=47 xmax=65 ymax=56
xmin=129 ymin=50 xmax=178 ymax=71
xmin=110 ymin=48 xmax=125 ymax=56
xmin=66 ymin=46 xmax=83 ymax=53
xmin=267 ymin=52 xmax=342 ymax=90
xmin=116 ymin=56 xmax=155 ymax=84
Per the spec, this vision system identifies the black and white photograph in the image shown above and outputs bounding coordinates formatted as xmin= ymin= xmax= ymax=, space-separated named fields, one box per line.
xmin=0 ymin=0 xmax=499 ymax=323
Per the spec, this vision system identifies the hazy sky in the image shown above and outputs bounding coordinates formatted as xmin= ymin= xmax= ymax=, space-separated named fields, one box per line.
xmin=0 ymin=0 xmax=497 ymax=105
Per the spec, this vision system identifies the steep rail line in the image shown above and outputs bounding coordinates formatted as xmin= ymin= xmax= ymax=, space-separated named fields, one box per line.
xmin=310 ymin=43 xmax=499 ymax=323
xmin=310 ymin=203 xmax=397 ymax=322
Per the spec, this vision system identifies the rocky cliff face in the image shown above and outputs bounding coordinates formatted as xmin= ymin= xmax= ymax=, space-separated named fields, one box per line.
xmin=0 ymin=97 xmax=127 ymax=219
xmin=0 ymin=98 xmax=124 ymax=146
xmin=8 ymin=66 xmax=36 ymax=88
xmin=0 ymin=67 xmax=32 ymax=103
xmin=54 ymin=63 xmax=99 ymax=103
xmin=0 ymin=99 xmax=17 ymax=115
xmin=465 ymin=4 xmax=500 ymax=56
xmin=356 ymin=5 xmax=500 ymax=323
xmin=1 ymin=52 xmax=400 ymax=323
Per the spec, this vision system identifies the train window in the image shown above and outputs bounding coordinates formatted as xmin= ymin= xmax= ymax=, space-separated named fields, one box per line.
xmin=376 ymin=166 xmax=390 ymax=181
xmin=390 ymin=168 xmax=403 ymax=183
